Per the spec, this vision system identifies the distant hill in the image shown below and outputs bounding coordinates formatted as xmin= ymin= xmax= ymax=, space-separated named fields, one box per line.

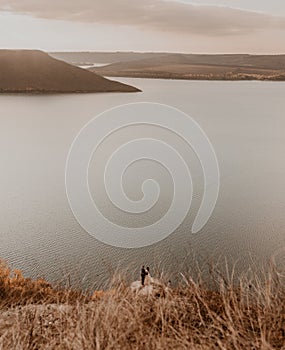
xmin=51 ymin=52 xmax=285 ymax=70
xmin=91 ymin=53 xmax=285 ymax=81
xmin=51 ymin=52 xmax=285 ymax=81
xmin=50 ymin=52 xmax=167 ymax=65
xmin=0 ymin=50 xmax=140 ymax=93
xmin=94 ymin=53 xmax=285 ymax=70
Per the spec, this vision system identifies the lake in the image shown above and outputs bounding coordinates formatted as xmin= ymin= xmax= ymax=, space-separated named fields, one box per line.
xmin=1 ymin=78 xmax=285 ymax=288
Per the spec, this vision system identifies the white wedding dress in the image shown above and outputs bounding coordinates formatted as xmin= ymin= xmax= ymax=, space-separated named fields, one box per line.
xmin=144 ymin=272 xmax=152 ymax=286
xmin=130 ymin=270 xmax=154 ymax=295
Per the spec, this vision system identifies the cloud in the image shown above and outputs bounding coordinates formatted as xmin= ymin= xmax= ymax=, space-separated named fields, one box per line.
xmin=1 ymin=0 xmax=285 ymax=37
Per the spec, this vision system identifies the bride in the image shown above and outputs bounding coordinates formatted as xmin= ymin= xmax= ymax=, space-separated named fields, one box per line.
xmin=144 ymin=267 xmax=152 ymax=286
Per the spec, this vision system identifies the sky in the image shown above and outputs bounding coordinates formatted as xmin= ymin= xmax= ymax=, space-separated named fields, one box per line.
xmin=0 ymin=0 xmax=285 ymax=53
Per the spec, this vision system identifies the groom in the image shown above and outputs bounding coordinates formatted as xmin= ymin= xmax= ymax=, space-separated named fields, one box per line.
xmin=141 ymin=265 xmax=146 ymax=286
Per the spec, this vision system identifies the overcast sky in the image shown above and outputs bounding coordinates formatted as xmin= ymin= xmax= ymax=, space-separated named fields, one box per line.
xmin=0 ymin=0 xmax=285 ymax=53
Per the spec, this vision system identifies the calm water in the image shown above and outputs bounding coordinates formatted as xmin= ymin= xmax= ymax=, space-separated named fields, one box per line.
xmin=1 ymin=78 xmax=285 ymax=288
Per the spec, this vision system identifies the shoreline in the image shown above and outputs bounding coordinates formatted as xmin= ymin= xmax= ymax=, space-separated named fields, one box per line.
xmin=89 ymin=70 xmax=285 ymax=82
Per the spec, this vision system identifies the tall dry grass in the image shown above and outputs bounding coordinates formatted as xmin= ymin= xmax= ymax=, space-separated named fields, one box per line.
xmin=0 ymin=258 xmax=284 ymax=349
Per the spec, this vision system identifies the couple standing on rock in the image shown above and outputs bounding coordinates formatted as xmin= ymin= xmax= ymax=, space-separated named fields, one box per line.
xmin=141 ymin=266 xmax=151 ymax=286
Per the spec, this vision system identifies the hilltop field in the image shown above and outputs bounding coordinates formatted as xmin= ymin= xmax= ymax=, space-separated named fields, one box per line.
xmin=0 ymin=259 xmax=284 ymax=349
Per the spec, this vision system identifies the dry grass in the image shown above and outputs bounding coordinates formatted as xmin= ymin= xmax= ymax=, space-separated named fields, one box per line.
xmin=0 ymin=259 xmax=285 ymax=349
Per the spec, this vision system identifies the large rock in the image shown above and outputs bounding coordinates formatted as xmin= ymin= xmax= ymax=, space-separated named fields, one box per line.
xmin=130 ymin=277 xmax=170 ymax=297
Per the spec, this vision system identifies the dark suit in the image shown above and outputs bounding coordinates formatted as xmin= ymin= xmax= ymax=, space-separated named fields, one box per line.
xmin=141 ymin=267 xmax=146 ymax=286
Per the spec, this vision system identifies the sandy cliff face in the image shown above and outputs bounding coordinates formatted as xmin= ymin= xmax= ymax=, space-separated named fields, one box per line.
xmin=0 ymin=50 xmax=140 ymax=93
